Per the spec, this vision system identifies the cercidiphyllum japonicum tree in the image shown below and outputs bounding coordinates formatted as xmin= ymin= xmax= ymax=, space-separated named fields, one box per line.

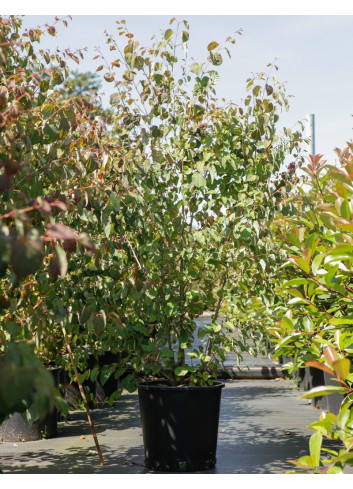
xmin=0 ymin=15 xmax=127 ymax=431
xmin=264 ymin=148 xmax=353 ymax=473
xmin=94 ymin=18 xmax=306 ymax=388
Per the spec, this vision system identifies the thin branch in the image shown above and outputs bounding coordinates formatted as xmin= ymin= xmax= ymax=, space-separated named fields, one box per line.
xmin=61 ymin=323 xmax=104 ymax=466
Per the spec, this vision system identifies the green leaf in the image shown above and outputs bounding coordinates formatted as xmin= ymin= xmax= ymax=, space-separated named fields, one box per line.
xmin=340 ymin=199 xmax=351 ymax=219
xmin=275 ymin=332 xmax=302 ymax=350
xmin=286 ymin=288 xmax=304 ymax=299
xmin=40 ymin=78 xmax=50 ymax=92
xmin=309 ymin=431 xmax=322 ymax=468
xmin=286 ymin=232 xmax=302 ymax=248
xmin=44 ymin=123 xmax=59 ymax=142
xmin=51 ymin=69 xmax=64 ymax=87
xmin=300 ymin=385 xmax=347 ymax=399
xmin=312 ymin=253 xmax=325 ymax=275
xmin=122 ymin=70 xmax=134 ymax=82
xmin=135 ymin=56 xmax=144 ymax=70
xmin=325 ymin=253 xmax=353 ymax=264
xmin=283 ymin=278 xmax=310 ymax=288
xmin=209 ymin=52 xmax=223 ymax=66
xmin=329 ymin=318 xmax=353 ymax=325
xmin=41 ymin=104 xmax=55 ymax=119
xmin=190 ymin=62 xmax=202 ymax=75
xmin=125 ymin=53 xmax=136 ymax=69
xmin=90 ymin=365 xmax=99 ymax=382
xmin=93 ymin=311 xmax=106 ymax=336
xmin=174 ymin=366 xmax=189 ymax=377
xmin=332 ymin=358 xmax=351 ymax=380
xmin=182 ymin=30 xmax=189 ymax=43
xmin=161 ymin=348 xmax=175 ymax=358
xmin=164 ymin=29 xmax=173 ymax=40
xmin=212 ymin=323 xmax=222 ymax=333
xmin=79 ymin=305 xmax=92 ymax=325
xmin=329 ymin=244 xmax=353 ymax=255
xmin=289 ymin=256 xmax=310 ymax=274
xmin=192 ymin=172 xmax=206 ymax=188
xmin=11 ymin=240 xmax=43 ymax=280
xmin=207 ymin=41 xmax=219 ymax=51
xmin=334 ymin=218 xmax=353 ymax=234
xmin=209 ymin=70 xmax=219 ymax=84
xmin=55 ymin=245 xmax=68 ymax=277
xmin=281 ymin=316 xmax=294 ymax=329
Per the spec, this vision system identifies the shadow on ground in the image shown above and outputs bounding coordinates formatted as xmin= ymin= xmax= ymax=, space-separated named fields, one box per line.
xmin=0 ymin=381 xmax=326 ymax=474
xmin=57 ymin=393 xmax=141 ymax=437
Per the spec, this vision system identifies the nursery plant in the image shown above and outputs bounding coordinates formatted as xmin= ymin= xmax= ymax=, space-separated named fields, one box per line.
xmin=0 ymin=15 xmax=123 ymax=439
xmin=93 ymin=18 xmax=306 ymax=388
xmin=266 ymin=147 xmax=353 ymax=473
xmin=90 ymin=17 xmax=307 ymax=471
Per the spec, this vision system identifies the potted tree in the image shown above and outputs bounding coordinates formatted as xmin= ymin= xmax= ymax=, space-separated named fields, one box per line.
xmin=0 ymin=16 xmax=122 ymax=452
xmin=97 ymin=18 xmax=306 ymax=471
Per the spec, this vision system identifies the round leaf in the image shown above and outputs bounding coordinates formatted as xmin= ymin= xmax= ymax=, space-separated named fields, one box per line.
xmin=11 ymin=240 xmax=43 ymax=280
xmin=207 ymin=41 xmax=219 ymax=51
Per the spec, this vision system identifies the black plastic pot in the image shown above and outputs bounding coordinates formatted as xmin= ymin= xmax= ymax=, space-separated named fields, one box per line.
xmin=60 ymin=351 xmax=123 ymax=409
xmin=321 ymin=371 xmax=345 ymax=415
xmin=0 ymin=365 xmax=61 ymax=442
xmin=85 ymin=351 xmax=123 ymax=405
xmin=95 ymin=351 xmax=122 ymax=398
xmin=298 ymin=366 xmax=326 ymax=409
xmin=137 ymin=380 xmax=225 ymax=472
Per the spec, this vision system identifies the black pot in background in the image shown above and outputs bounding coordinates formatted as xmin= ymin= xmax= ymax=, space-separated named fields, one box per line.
xmin=0 ymin=365 xmax=61 ymax=442
xmin=298 ymin=366 xmax=325 ymax=409
xmin=61 ymin=351 xmax=123 ymax=409
xmin=320 ymin=371 xmax=345 ymax=415
xmin=309 ymin=367 xmax=326 ymax=410
xmin=86 ymin=351 xmax=122 ymax=404
xmin=137 ymin=380 xmax=225 ymax=472
xmin=298 ymin=367 xmax=311 ymax=391
xmin=299 ymin=367 xmax=345 ymax=414
xmin=95 ymin=351 xmax=123 ymax=398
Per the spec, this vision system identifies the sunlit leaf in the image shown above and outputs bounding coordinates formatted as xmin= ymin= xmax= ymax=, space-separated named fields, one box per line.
xmin=309 ymin=431 xmax=322 ymax=468
xmin=164 ymin=29 xmax=173 ymax=40
xmin=332 ymin=358 xmax=351 ymax=380
xmin=207 ymin=41 xmax=219 ymax=51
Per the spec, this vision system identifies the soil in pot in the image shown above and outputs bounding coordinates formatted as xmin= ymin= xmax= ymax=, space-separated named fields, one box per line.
xmin=0 ymin=365 xmax=61 ymax=442
xmin=137 ymin=380 xmax=225 ymax=472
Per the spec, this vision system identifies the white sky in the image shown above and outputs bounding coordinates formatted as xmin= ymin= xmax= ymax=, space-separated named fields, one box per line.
xmin=7 ymin=1 xmax=353 ymax=166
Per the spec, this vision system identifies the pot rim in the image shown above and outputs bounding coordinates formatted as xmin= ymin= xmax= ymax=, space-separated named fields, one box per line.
xmin=137 ymin=380 xmax=225 ymax=391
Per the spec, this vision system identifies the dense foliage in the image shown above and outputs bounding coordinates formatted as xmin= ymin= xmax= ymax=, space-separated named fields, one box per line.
xmin=267 ymin=148 xmax=353 ymax=473
xmin=88 ymin=18 xmax=306 ymax=387
xmin=0 ymin=15 xmax=121 ymax=419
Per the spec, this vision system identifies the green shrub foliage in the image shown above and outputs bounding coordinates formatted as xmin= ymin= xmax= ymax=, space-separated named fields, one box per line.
xmin=269 ymin=149 xmax=353 ymax=473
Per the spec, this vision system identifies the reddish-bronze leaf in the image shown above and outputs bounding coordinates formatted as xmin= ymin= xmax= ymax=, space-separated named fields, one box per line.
xmin=305 ymin=361 xmax=335 ymax=377
xmin=44 ymin=223 xmax=77 ymax=241
xmin=323 ymin=346 xmax=338 ymax=366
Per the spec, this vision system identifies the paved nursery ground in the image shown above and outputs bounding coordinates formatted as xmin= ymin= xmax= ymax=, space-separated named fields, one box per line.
xmin=1 ymin=314 xmax=350 ymax=474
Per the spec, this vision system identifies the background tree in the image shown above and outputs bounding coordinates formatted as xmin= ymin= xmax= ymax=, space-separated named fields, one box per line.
xmin=63 ymin=69 xmax=102 ymax=98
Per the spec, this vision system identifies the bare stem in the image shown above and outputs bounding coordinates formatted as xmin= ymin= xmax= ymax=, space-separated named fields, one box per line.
xmin=61 ymin=324 xmax=104 ymax=466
